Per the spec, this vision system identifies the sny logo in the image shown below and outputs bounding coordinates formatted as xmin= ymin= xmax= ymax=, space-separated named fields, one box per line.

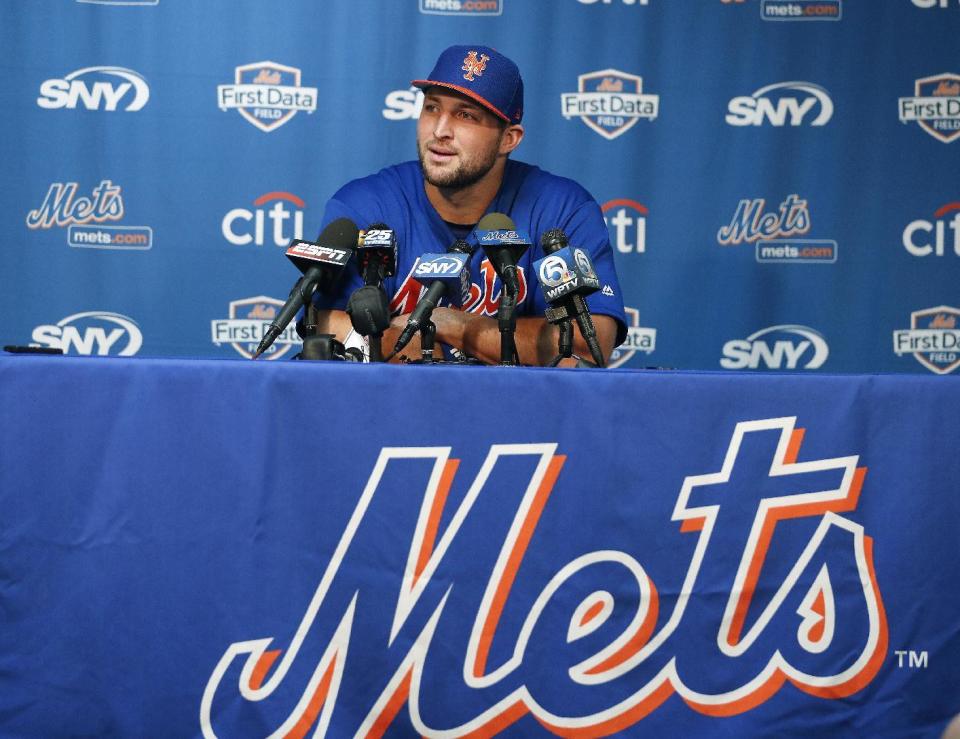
xmin=201 ymin=421 xmax=885 ymax=735
xmin=721 ymin=325 xmax=829 ymax=370
xmin=31 ymin=311 xmax=142 ymax=356
xmin=37 ymin=66 xmax=149 ymax=111
xmin=726 ymin=82 xmax=833 ymax=127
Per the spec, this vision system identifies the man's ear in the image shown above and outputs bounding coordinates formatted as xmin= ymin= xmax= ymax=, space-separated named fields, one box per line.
xmin=499 ymin=124 xmax=525 ymax=155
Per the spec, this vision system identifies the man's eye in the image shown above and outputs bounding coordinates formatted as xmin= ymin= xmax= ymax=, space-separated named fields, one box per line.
xmin=458 ymin=111 xmax=477 ymax=121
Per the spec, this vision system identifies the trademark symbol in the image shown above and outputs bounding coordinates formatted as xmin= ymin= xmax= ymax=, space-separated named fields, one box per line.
xmin=895 ymin=650 xmax=929 ymax=669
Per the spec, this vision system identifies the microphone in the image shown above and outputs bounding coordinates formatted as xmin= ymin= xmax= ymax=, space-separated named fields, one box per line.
xmin=472 ymin=212 xmax=529 ymax=297
xmin=357 ymin=223 xmax=397 ymax=287
xmin=253 ymin=217 xmax=359 ymax=359
xmin=349 ymin=223 xmax=396 ymax=361
xmin=392 ymin=239 xmax=473 ymax=356
xmin=472 ymin=213 xmax=529 ymax=365
xmin=346 ymin=285 xmax=390 ymax=361
xmin=534 ymin=228 xmax=606 ymax=367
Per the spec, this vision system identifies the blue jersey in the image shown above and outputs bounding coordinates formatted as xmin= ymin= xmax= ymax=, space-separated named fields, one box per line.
xmin=313 ymin=159 xmax=627 ymax=346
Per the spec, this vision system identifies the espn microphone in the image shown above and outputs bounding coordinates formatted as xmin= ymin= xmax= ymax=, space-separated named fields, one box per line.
xmin=534 ymin=228 xmax=606 ymax=367
xmin=393 ymin=239 xmax=473 ymax=355
xmin=472 ymin=212 xmax=529 ymax=296
xmin=253 ymin=217 xmax=359 ymax=359
xmin=357 ymin=223 xmax=397 ymax=287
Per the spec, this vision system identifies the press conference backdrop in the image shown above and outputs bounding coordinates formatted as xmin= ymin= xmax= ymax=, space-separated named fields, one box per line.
xmin=2 ymin=0 xmax=959 ymax=372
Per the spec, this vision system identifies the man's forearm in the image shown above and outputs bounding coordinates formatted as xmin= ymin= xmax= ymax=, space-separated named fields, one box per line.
xmin=313 ymin=307 xmax=618 ymax=366
xmin=432 ymin=308 xmax=618 ymax=366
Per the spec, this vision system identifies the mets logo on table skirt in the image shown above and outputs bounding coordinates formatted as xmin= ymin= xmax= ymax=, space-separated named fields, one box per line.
xmin=200 ymin=418 xmax=887 ymax=736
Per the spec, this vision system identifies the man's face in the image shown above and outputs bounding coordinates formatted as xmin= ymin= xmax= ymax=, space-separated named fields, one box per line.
xmin=417 ymin=88 xmax=507 ymax=190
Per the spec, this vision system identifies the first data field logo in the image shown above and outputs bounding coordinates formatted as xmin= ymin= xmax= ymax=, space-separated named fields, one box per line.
xmin=893 ymin=306 xmax=960 ymax=374
xmin=608 ymin=307 xmax=657 ymax=368
xmin=218 ymin=61 xmax=317 ymax=133
xmin=899 ymin=73 xmax=960 ymax=144
xmin=211 ymin=297 xmax=300 ymax=360
xmin=561 ymin=69 xmax=658 ymax=140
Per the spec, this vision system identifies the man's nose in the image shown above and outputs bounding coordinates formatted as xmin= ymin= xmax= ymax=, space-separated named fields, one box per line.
xmin=433 ymin=113 xmax=453 ymax=140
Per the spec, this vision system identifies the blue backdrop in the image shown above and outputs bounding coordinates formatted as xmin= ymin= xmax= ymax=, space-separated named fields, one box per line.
xmin=2 ymin=0 xmax=959 ymax=371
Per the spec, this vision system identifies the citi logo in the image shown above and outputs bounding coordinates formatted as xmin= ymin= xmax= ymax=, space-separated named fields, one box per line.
xmin=37 ymin=66 xmax=149 ymax=111
xmin=721 ymin=325 xmax=829 ymax=370
xmin=31 ymin=311 xmax=142 ymax=356
xmin=602 ymin=198 xmax=647 ymax=253
xmin=903 ymin=202 xmax=960 ymax=257
xmin=222 ymin=192 xmax=304 ymax=247
xmin=726 ymin=82 xmax=833 ymax=127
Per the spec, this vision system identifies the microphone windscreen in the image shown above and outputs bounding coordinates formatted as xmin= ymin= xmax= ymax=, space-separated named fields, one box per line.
xmin=318 ymin=217 xmax=360 ymax=249
xmin=477 ymin=212 xmax=515 ymax=231
xmin=346 ymin=285 xmax=391 ymax=334
xmin=540 ymin=228 xmax=569 ymax=254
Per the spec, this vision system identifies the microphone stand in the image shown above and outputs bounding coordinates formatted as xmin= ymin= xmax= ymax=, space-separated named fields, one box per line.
xmin=498 ymin=290 xmax=519 ymax=366
xmin=303 ymin=302 xmax=319 ymax=339
xmin=368 ymin=329 xmax=384 ymax=363
xmin=419 ymin=320 xmax=437 ymax=364
xmin=544 ymin=305 xmax=597 ymax=368
xmin=361 ymin=262 xmax=389 ymax=362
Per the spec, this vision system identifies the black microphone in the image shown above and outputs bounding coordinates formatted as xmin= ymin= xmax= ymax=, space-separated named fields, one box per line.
xmin=253 ymin=217 xmax=359 ymax=359
xmin=346 ymin=285 xmax=391 ymax=361
xmin=357 ymin=223 xmax=397 ymax=287
xmin=473 ymin=212 xmax=529 ymax=297
xmin=538 ymin=228 xmax=606 ymax=367
xmin=392 ymin=239 xmax=474 ymax=355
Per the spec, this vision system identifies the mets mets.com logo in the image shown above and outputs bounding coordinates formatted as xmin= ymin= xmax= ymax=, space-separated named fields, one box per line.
xmin=201 ymin=420 xmax=886 ymax=735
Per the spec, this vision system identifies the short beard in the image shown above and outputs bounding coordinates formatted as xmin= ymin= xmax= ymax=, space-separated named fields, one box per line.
xmin=417 ymin=141 xmax=500 ymax=190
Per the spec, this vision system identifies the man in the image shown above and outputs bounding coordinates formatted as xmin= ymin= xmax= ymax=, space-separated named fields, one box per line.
xmin=310 ymin=45 xmax=627 ymax=365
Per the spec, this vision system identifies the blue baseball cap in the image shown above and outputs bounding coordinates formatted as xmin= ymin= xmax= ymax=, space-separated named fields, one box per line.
xmin=412 ymin=45 xmax=524 ymax=124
